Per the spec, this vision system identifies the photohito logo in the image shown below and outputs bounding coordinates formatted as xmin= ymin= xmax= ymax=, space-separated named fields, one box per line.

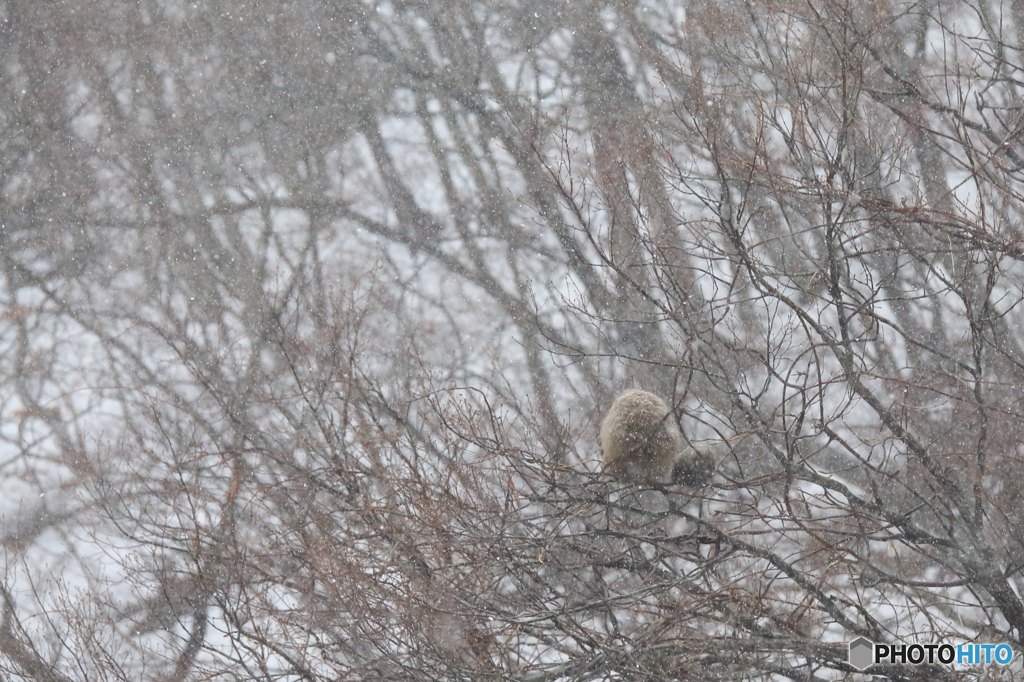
xmin=848 ymin=637 xmax=1014 ymax=670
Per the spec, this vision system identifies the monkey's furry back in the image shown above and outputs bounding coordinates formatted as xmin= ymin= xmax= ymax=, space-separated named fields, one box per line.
xmin=600 ymin=389 xmax=682 ymax=484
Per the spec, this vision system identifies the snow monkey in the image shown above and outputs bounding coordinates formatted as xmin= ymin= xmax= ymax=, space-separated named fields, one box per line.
xmin=600 ymin=389 xmax=716 ymax=486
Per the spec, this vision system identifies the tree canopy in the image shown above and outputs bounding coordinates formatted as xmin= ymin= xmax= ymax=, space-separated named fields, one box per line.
xmin=2 ymin=1 xmax=1024 ymax=680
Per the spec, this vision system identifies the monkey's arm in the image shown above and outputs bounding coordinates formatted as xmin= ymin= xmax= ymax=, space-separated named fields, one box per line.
xmin=670 ymin=443 xmax=721 ymax=486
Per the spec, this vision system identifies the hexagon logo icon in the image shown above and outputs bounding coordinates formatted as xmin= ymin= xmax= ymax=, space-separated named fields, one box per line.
xmin=849 ymin=637 xmax=875 ymax=670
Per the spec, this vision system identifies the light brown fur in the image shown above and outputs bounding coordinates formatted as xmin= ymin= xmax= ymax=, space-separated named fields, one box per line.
xmin=600 ymin=389 xmax=715 ymax=486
